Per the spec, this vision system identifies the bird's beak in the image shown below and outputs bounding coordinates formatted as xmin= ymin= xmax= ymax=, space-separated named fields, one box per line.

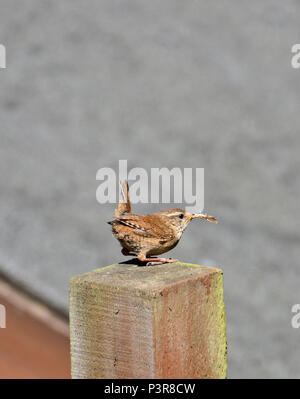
xmin=190 ymin=213 xmax=218 ymax=224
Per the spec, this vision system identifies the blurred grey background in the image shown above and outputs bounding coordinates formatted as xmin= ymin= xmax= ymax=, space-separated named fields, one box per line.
xmin=1 ymin=0 xmax=300 ymax=378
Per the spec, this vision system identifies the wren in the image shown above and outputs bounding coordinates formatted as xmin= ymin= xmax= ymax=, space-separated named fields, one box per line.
xmin=108 ymin=181 xmax=218 ymax=265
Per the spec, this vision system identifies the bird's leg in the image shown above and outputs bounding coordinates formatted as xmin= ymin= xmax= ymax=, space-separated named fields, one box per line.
xmin=121 ymin=247 xmax=136 ymax=256
xmin=138 ymin=253 xmax=178 ymax=266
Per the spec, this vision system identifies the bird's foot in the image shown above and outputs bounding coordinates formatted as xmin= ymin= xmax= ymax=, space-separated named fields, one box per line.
xmin=145 ymin=257 xmax=178 ymax=266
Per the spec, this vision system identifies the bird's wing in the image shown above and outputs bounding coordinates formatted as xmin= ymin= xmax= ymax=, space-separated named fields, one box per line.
xmin=111 ymin=214 xmax=175 ymax=243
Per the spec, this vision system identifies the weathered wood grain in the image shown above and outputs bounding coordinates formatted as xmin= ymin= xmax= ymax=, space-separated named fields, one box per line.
xmin=70 ymin=262 xmax=227 ymax=379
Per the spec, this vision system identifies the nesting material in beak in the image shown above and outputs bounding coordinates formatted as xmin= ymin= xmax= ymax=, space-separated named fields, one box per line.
xmin=191 ymin=213 xmax=218 ymax=224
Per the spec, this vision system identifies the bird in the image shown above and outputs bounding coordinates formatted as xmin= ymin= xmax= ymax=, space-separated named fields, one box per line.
xmin=108 ymin=180 xmax=218 ymax=265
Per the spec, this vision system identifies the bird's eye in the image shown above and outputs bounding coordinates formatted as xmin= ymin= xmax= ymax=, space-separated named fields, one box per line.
xmin=178 ymin=213 xmax=184 ymax=219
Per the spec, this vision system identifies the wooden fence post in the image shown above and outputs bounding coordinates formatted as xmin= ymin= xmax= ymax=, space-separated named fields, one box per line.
xmin=69 ymin=262 xmax=227 ymax=379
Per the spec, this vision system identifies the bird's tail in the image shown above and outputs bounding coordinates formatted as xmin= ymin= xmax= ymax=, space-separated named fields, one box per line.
xmin=115 ymin=180 xmax=131 ymax=216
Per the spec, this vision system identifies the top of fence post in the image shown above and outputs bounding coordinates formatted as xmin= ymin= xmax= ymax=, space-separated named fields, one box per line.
xmin=69 ymin=262 xmax=227 ymax=379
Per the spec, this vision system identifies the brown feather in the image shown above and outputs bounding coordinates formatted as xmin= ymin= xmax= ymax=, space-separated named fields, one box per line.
xmin=115 ymin=180 xmax=131 ymax=217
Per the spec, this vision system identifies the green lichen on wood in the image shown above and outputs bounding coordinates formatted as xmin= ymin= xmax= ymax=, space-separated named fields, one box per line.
xmin=70 ymin=262 xmax=227 ymax=379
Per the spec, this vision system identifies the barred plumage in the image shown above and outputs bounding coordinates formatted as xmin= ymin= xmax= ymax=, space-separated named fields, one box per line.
xmin=108 ymin=181 xmax=218 ymax=265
